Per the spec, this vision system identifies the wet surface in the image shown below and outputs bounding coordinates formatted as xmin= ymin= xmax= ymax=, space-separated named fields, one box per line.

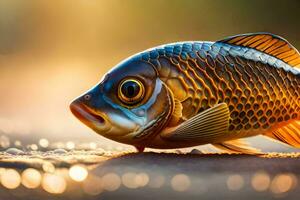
xmin=0 ymin=149 xmax=300 ymax=200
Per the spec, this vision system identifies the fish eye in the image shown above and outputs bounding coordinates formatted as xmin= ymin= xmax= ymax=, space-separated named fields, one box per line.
xmin=118 ymin=79 xmax=145 ymax=105
xmin=84 ymin=94 xmax=91 ymax=100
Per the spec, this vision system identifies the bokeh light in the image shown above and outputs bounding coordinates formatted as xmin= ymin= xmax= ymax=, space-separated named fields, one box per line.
xmin=226 ymin=174 xmax=244 ymax=191
xmin=30 ymin=144 xmax=38 ymax=151
xmin=0 ymin=135 xmax=10 ymax=149
xmin=14 ymin=140 xmax=22 ymax=147
xmin=42 ymin=173 xmax=67 ymax=194
xmin=171 ymin=174 xmax=191 ymax=192
xmin=21 ymin=168 xmax=42 ymax=189
xmin=69 ymin=165 xmax=88 ymax=182
xmin=148 ymin=174 xmax=165 ymax=188
xmin=39 ymin=138 xmax=49 ymax=148
xmin=270 ymin=173 xmax=297 ymax=194
xmin=101 ymin=173 xmax=121 ymax=191
xmin=0 ymin=168 xmax=6 ymax=176
xmin=121 ymin=172 xmax=139 ymax=189
xmin=251 ymin=171 xmax=271 ymax=192
xmin=42 ymin=162 xmax=55 ymax=173
xmin=134 ymin=173 xmax=149 ymax=187
xmin=1 ymin=169 xmax=21 ymax=189
xmin=66 ymin=141 xmax=75 ymax=150
xmin=89 ymin=142 xmax=97 ymax=149
xmin=82 ymin=175 xmax=103 ymax=196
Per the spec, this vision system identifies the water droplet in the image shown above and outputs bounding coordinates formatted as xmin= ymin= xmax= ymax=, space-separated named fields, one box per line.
xmin=6 ymin=148 xmax=24 ymax=155
xmin=189 ymin=149 xmax=203 ymax=155
xmin=53 ymin=148 xmax=67 ymax=154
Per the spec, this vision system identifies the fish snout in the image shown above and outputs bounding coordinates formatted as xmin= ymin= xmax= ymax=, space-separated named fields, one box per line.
xmin=69 ymin=98 xmax=111 ymax=132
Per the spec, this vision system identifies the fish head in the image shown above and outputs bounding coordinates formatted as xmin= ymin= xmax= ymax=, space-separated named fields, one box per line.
xmin=70 ymin=56 xmax=174 ymax=145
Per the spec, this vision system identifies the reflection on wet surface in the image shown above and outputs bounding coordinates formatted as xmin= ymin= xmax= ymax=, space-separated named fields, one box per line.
xmin=1 ymin=137 xmax=300 ymax=200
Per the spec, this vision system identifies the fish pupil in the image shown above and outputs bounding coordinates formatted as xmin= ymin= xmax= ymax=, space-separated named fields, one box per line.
xmin=122 ymin=81 xmax=140 ymax=98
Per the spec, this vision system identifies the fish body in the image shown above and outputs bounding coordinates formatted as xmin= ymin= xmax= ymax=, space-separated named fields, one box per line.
xmin=70 ymin=33 xmax=300 ymax=153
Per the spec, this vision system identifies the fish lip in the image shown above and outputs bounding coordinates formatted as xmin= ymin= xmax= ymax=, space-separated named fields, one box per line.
xmin=69 ymin=101 xmax=110 ymax=131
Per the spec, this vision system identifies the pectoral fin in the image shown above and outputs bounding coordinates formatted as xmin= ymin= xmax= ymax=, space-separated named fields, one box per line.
xmin=161 ymin=103 xmax=230 ymax=143
xmin=213 ymin=139 xmax=262 ymax=155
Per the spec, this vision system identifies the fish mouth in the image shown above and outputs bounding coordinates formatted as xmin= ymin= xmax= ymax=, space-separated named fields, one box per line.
xmin=70 ymin=101 xmax=110 ymax=132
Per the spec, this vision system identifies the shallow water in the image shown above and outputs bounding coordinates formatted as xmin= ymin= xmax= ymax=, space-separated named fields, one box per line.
xmin=1 ymin=145 xmax=300 ymax=200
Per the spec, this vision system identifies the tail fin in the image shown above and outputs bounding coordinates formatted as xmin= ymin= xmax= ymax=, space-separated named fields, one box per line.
xmin=264 ymin=120 xmax=300 ymax=148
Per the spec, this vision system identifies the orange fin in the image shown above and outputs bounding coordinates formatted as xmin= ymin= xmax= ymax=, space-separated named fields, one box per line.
xmin=218 ymin=33 xmax=300 ymax=68
xmin=264 ymin=120 xmax=300 ymax=148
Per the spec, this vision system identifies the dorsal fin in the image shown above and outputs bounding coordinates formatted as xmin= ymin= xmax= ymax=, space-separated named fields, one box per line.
xmin=217 ymin=33 xmax=300 ymax=68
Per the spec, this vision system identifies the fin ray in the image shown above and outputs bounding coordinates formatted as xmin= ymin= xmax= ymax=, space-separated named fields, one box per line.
xmin=161 ymin=103 xmax=230 ymax=142
xmin=264 ymin=120 xmax=300 ymax=148
xmin=213 ymin=139 xmax=262 ymax=155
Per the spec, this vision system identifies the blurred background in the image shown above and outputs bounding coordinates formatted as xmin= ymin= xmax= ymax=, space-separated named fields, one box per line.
xmin=0 ymin=0 xmax=299 ymax=150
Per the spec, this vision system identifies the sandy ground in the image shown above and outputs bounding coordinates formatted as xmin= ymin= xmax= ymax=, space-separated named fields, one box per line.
xmin=0 ymin=151 xmax=300 ymax=200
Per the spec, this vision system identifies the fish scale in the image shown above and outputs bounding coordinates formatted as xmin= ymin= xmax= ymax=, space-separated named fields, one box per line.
xmin=140 ymin=41 xmax=300 ymax=138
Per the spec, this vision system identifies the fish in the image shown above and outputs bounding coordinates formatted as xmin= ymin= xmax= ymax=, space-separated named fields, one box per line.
xmin=70 ymin=33 xmax=300 ymax=154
